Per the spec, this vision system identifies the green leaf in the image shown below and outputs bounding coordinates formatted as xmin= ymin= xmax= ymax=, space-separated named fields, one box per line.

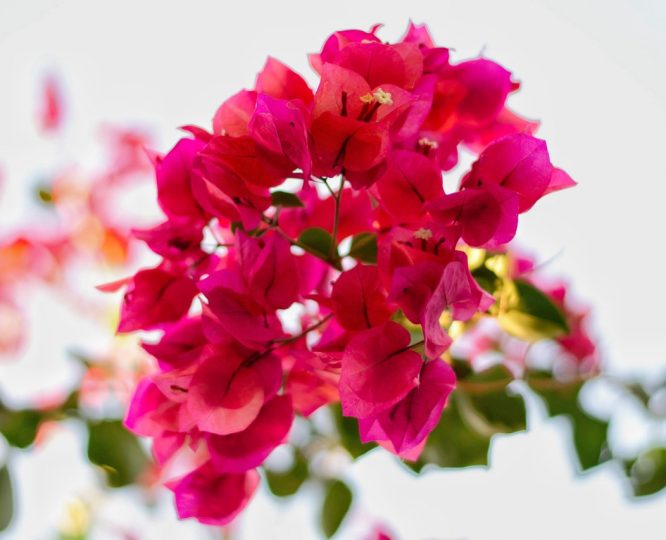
xmin=457 ymin=364 xmax=527 ymax=436
xmin=499 ymin=279 xmax=569 ymax=342
xmin=625 ymin=447 xmax=666 ymax=497
xmin=87 ymin=420 xmax=149 ymax=488
xmin=35 ymin=184 xmax=54 ymax=205
xmin=572 ymin=411 xmax=609 ymax=470
xmin=265 ymin=450 xmax=309 ymax=498
xmin=320 ymin=479 xmax=353 ymax=538
xmin=413 ymin=394 xmax=491 ymax=471
xmin=348 ymin=233 xmax=377 ymax=264
xmin=270 ymin=190 xmax=305 ymax=208
xmin=331 ymin=403 xmax=376 ymax=459
xmin=471 ymin=264 xmax=501 ymax=296
xmin=528 ymin=372 xmax=609 ymax=471
xmin=0 ymin=406 xmax=42 ymax=448
xmin=298 ymin=227 xmax=336 ymax=259
xmin=0 ymin=465 xmax=13 ymax=531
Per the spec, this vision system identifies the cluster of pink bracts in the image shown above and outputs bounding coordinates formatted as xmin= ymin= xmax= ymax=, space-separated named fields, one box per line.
xmin=120 ymin=23 xmax=576 ymax=525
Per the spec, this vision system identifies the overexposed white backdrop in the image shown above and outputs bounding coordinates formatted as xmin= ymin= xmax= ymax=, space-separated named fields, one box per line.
xmin=1 ymin=0 xmax=665 ymax=538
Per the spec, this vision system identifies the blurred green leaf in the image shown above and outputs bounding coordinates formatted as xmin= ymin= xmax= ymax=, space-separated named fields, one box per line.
xmin=320 ymin=479 xmax=353 ymax=538
xmin=0 ymin=465 xmax=13 ymax=531
xmin=265 ymin=450 xmax=309 ymax=498
xmin=271 ymin=190 xmax=304 ymax=208
xmin=35 ymin=185 xmax=54 ymax=205
xmin=348 ymin=233 xmax=377 ymax=264
xmin=0 ymin=406 xmax=42 ymax=449
xmin=457 ymin=364 xmax=527 ymax=435
xmin=528 ymin=372 xmax=609 ymax=471
xmin=499 ymin=279 xmax=569 ymax=342
xmin=413 ymin=395 xmax=491 ymax=471
xmin=87 ymin=420 xmax=149 ymax=488
xmin=624 ymin=448 xmax=666 ymax=497
xmin=412 ymin=364 xmax=525 ymax=471
xmin=331 ymin=404 xmax=376 ymax=459
xmin=471 ymin=264 xmax=501 ymax=296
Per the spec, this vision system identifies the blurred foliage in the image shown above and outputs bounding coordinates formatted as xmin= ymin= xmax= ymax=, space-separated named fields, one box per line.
xmin=87 ymin=420 xmax=149 ymax=488
xmin=527 ymin=370 xmax=609 ymax=470
xmin=499 ymin=279 xmax=569 ymax=342
xmin=624 ymin=447 xmax=666 ymax=497
xmin=265 ymin=449 xmax=309 ymax=498
xmin=409 ymin=364 xmax=526 ymax=472
xmin=0 ymin=465 xmax=13 ymax=532
xmin=320 ymin=479 xmax=353 ymax=538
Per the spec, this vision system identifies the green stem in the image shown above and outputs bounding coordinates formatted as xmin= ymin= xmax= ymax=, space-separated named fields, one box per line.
xmin=323 ymin=177 xmax=344 ymax=262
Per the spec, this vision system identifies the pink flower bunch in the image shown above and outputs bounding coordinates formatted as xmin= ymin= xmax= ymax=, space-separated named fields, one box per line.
xmin=121 ymin=23 xmax=575 ymax=525
xmin=0 ymin=74 xmax=152 ymax=357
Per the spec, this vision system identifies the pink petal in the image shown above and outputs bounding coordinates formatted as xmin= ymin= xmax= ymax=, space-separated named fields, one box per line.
xmin=207 ymin=395 xmax=293 ymax=473
xmin=167 ymin=461 xmax=259 ymax=526
xmin=340 ymin=322 xmax=422 ymax=418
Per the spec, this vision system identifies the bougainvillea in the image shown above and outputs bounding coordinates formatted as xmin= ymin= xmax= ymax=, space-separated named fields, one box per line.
xmin=117 ymin=22 xmax=588 ymax=526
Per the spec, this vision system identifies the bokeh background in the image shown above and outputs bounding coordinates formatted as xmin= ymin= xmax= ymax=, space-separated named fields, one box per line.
xmin=1 ymin=0 xmax=665 ymax=538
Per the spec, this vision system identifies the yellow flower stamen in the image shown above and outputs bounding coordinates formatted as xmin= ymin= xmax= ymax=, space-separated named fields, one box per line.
xmin=418 ymin=137 xmax=439 ymax=149
xmin=414 ymin=228 xmax=433 ymax=241
xmin=373 ymin=88 xmax=393 ymax=106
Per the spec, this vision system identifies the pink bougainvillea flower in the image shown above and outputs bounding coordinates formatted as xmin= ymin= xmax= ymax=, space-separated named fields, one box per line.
xmin=236 ymin=230 xmax=300 ymax=310
xmin=114 ymin=22 xmax=582 ymax=529
xmin=376 ymin=222 xmax=461 ymax=281
xmin=199 ymin=134 xmax=292 ymax=190
xmin=167 ymin=461 xmax=259 ymax=526
xmin=248 ymin=94 xmax=311 ymax=179
xmin=464 ymin=107 xmax=539 ymax=153
xmin=374 ymin=149 xmax=443 ymax=222
xmin=336 ymin=40 xmax=423 ymax=90
xmin=331 ymin=264 xmax=393 ymax=331
xmin=340 ymin=321 xmax=422 ymax=418
xmin=285 ymin=349 xmax=341 ymax=416
xmin=427 ymin=182 xmax=519 ymax=247
xmin=38 ymin=74 xmax=64 ymax=133
xmin=255 ymin=56 xmax=314 ymax=105
xmin=310 ymin=64 xmax=413 ymax=178
xmin=190 ymin=169 xmax=268 ymax=231
xmin=545 ymin=167 xmax=577 ymax=196
xmin=155 ymin=137 xmax=207 ymax=222
xmin=421 ymin=58 xmax=515 ymax=140
xmin=141 ymin=316 xmax=206 ymax=371
xmin=187 ymin=344 xmax=281 ymax=435
xmin=132 ymin=218 xmax=204 ymax=260
xmin=201 ymin=283 xmax=285 ymax=348
xmin=212 ymin=90 xmax=257 ymax=137
xmin=117 ymin=266 xmax=198 ymax=332
xmin=124 ymin=378 xmax=194 ymax=463
xmin=310 ymin=28 xmax=381 ymax=73
xmin=460 ymin=133 xmax=575 ymax=212
xmin=401 ymin=21 xmax=436 ymax=49
xmin=206 ymin=394 xmax=293 ymax=473
xmin=390 ymin=255 xmax=494 ymax=358
xmin=295 ymin=252 xmax=331 ymax=297
xmin=359 ymin=358 xmax=455 ymax=456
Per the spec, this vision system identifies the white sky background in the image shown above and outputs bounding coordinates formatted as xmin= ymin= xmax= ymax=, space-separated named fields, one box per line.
xmin=0 ymin=0 xmax=665 ymax=538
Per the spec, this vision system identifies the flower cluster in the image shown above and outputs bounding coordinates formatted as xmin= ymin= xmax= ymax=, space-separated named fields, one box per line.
xmin=0 ymin=74 xmax=152 ymax=357
xmin=121 ymin=23 xmax=576 ymax=525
